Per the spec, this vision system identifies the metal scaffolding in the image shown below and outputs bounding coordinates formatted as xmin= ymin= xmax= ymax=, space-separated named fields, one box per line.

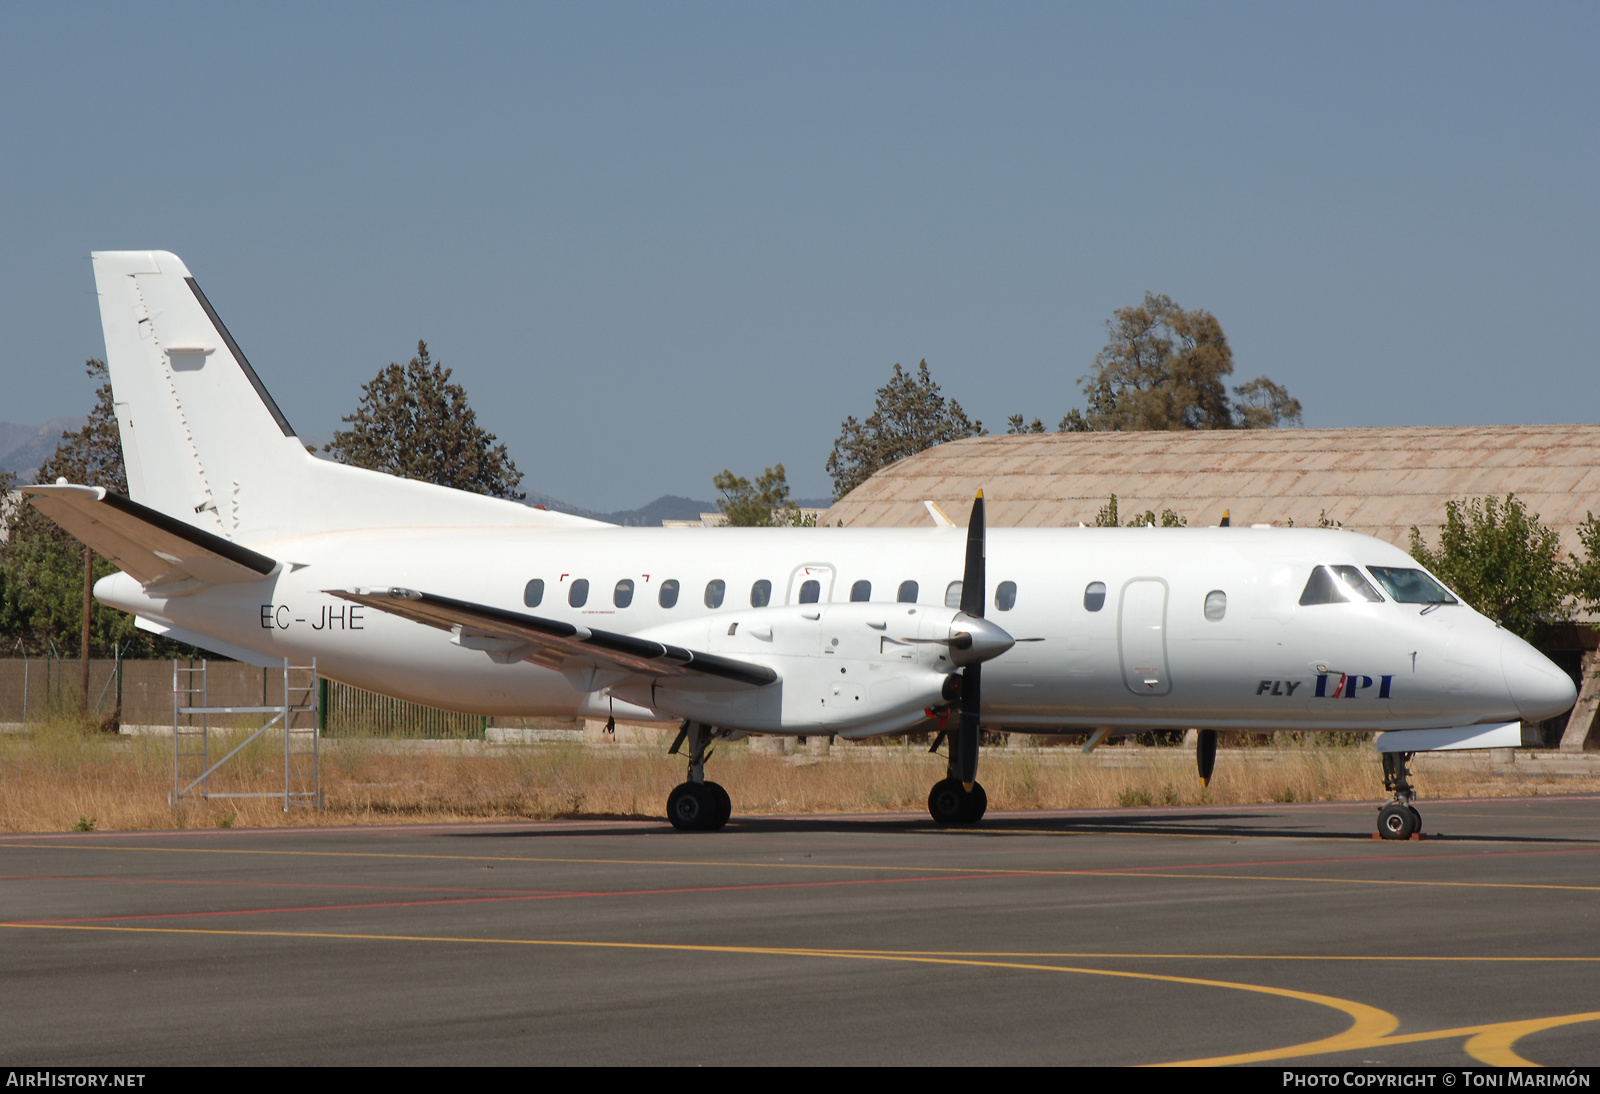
xmin=171 ymin=658 xmax=321 ymax=811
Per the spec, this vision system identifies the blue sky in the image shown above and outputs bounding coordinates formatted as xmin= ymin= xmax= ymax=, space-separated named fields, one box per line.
xmin=2 ymin=3 xmax=1594 ymax=510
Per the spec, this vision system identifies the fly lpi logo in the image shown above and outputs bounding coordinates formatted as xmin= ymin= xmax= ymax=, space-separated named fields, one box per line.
xmin=1315 ymin=673 xmax=1394 ymax=699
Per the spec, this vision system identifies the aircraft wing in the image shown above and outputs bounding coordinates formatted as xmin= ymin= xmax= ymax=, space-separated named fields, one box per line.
xmin=23 ymin=484 xmax=277 ymax=589
xmin=330 ymin=587 xmax=778 ymax=688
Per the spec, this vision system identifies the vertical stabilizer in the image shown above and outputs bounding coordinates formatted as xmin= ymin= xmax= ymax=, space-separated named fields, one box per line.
xmin=89 ymin=251 xmax=603 ymax=542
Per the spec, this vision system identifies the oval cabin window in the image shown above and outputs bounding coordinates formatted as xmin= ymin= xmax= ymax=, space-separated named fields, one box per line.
xmin=614 ymin=579 xmax=635 ymax=608
xmin=799 ymin=579 xmax=821 ymax=604
xmin=995 ymin=581 xmax=1017 ymax=611
xmin=1204 ymin=589 xmax=1227 ymax=621
xmin=1084 ymin=582 xmax=1107 ymax=612
xmin=751 ymin=579 xmax=772 ymax=608
xmin=523 ymin=579 xmax=544 ymax=608
xmin=945 ymin=581 xmax=963 ymax=608
xmin=568 ymin=579 xmax=589 ymax=608
xmin=897 ymin=580 xmax=919 ymax=603
xmin=704 ymin=579 xmax=726 ymax=609
xmin=658 ymin=579 xmax=680 ymax=608
xmin=850 ymin=580 xmax=871 ymax=602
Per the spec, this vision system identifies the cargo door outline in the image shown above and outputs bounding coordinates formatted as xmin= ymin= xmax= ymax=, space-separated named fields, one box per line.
xmin=1119 ymin=578 xmax=1171 ymax=696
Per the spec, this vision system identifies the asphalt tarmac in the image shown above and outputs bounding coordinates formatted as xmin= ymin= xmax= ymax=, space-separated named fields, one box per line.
xmin=2 ymin=795 xmax=1598 ymax=1066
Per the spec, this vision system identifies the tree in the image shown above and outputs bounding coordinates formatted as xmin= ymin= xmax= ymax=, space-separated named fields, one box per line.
xmin=1094 ymin=493 xmax=1186 ymax=528
xmin=326 ymin=341 xmax=525 ymax=500
xmin=1571 ymin=513 xmax=1600 ymax=615
xmin=827 ymin=361 xmax=984 ymax=499
xmin=1407 ymin=494 xmax=1568 ymax=639
xmin=713 ymin=464 xmax=804 ymax=527
xmin=1006 ymin=414 xmax=1046 ymax=435
xmin=1009 ymin=293 xmax=1302 ymax=433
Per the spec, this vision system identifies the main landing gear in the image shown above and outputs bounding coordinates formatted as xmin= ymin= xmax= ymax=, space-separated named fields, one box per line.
xmin=1378 ymin=750 xmax=1423 ymax=840
xmin=927 ymin=774 xmax=987 ymax=825
xmin=665 ymin=721 xmax=731 ymax=832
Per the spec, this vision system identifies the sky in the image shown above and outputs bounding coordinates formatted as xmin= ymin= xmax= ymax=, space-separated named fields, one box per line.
xmin=2 ymin=3 xmax=1595 ymax=511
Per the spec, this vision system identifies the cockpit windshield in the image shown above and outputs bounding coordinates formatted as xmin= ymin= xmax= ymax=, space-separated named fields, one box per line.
xmin=1299 ymin=564 xmax=1385 ymax=606
xmin=1367 ymin=566 xmax=1459 ymax=605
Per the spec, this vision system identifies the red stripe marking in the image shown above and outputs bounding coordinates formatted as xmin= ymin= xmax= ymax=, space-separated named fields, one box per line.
xmin=15 ymin=871 xmax=1039 ymax=926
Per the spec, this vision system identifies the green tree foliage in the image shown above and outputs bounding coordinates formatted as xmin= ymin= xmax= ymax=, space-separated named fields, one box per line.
xmin=1570 ymin=513 xmax=1600 ymax=616
xmin=0 ymin=360 xmax=192 ymax=658
xmin=827 ymin=361 xmax=983 ymax=499
xmin=1006 ymin=414 xmax=1046 ymax=435
xmin=326 ymin=341 xmax=525 ymax=500
xmin=1094 ymin=493 xmax=1186 ymax=528
xmin=1010 ymin=294 xmax=1302 ymax=433
xmin=1408 ymin=494 xmax=1568 ymax=638
xmin=714 ymin=464 xmax=804 ymax=527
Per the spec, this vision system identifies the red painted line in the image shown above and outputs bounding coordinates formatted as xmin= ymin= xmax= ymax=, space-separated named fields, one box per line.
xmin=15 ymin=870 xmax=1042 ymax=926
xmin=1094 ymin=845 xmax=1600 ymax=874
xmin=0 ymin=874 xmax=568 ymax=897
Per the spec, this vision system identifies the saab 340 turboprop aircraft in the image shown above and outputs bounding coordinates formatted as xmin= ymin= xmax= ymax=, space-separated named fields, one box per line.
xmin=23 ymin=251 xmax=1579 ymax=838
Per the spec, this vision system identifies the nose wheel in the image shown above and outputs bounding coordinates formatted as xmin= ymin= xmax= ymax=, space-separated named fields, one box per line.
xmin=1377 ymin=750 xmax=1423 ymax=840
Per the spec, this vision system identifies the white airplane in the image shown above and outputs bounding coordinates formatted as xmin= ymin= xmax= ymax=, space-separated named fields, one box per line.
xmin=24 ymin=251 xmax=1579 ymax=839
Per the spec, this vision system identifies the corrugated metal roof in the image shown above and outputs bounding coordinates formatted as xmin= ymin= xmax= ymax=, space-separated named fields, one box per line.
xmin=823 ymin=425 xmax=1600 ymax=555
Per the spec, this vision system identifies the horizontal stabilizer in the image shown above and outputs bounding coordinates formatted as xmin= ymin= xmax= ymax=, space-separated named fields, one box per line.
xmin=1374 ymin=722 xmax=1523 ymax=753
xmin=330 ymin=587 xmax=778 ymax=688
xmin=24 ymin=484 xmax=277 ymax=590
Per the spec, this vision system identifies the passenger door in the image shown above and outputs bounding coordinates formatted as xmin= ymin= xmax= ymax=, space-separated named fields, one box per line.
xmin=1119 ymin=578 xmax=1172 ymax=696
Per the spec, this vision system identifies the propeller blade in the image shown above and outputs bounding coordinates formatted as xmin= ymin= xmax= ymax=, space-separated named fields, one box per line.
xmin=960 ymin=490 xmax=986 ymax=618
xmin=957 ymin=662 xmax=981 ymax=786
xmin=1197 ymin=729 xmax=1217 ymax=786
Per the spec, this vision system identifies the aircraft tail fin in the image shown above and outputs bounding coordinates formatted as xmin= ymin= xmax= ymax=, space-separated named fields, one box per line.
xmin=89 ymin=251 xmax=602 ymax=544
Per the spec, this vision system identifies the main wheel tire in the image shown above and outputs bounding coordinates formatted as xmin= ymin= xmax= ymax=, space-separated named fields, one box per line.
xmin=1408 ymin=804 xmax=1423 ymax=836
xmin=667 ymin=782 xmax=714 ymax=831
xmin=1378 ymin=802 xmax=1417 ymax=840
xmin=928 ymin=779 xmax=966 ymax=825
xmin=705 ymin=781 xmax=732 ymax=830
xmin=959 ymin=781 xmax=988 ymax=824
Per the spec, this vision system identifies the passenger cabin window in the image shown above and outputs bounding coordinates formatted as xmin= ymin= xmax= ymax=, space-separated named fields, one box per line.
xmin=850 ymin=580 xmax=871 ymax=602
xmin=523 ymin=579 xmax=544 ymax=608
xmin=1368 ymin=566 xmax=1459 ymax=605
xmin=658 ymin=579 xmax=680 ymax=608
xmin=1084 ymin=582 xmax=1106 ymax=612
xmin=897 ymin=580 xmax=918 ymax=603
xmin=751 ymin=579 xmax=772 ymax=608
xmin=704 ymin=579 xmax=726 ymax=609
xmin=799 ymin=579 xmax=821 ymax=604
xmin=945 ymin=581 xmax=963 ymax=608
xmin=1299 ymin=565 xmax=1384 ymax=606
xmin=1204 ymin=590 xmax=1227 ymax=621
xmin=568 ymin=579 xmax=589 ymax=608
xmin=995 ymin=581 xmax=1017 ymax=611
xmin=614 ymin=579 xmax=634 ymax=608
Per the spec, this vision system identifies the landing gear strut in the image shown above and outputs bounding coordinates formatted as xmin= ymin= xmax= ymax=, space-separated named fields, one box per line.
xmin=1378 ymin=750 xmax=1423 ymax=840
xmin=666 ymin=721 xmax=731 ymax=832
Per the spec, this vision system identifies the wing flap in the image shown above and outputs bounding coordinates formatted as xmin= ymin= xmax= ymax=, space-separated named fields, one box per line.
xmin=23 ymin=484 xmax=277 ymax=588
xmin=330 ymin=588 xmax=778 ymax=688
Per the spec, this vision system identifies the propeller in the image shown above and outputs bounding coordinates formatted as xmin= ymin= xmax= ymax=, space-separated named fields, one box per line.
xmin=1197 ymin=728 xmax=1217 ymax=787
xmin=954 ymin=490 xmax=990 ymax=790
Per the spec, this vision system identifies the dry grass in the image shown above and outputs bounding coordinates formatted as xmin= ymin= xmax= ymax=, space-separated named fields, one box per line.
xmin=0 ymin=716 xmax=1588 ymax=833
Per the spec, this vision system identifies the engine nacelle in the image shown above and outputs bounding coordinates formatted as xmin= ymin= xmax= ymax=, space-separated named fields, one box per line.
xmin=611 ymin=602 xmax=987 ymax=737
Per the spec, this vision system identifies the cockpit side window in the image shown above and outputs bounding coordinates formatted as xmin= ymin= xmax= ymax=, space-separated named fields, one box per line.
xmin=1299 ymin=566 xmax=1345 ymax=605
xmin=1302 ymin=564 xmax=1389 ymax=606
xmin=1331 ymin=565 xmax=1383 ymax=602
xmin=1368 ymin=566 xmax=1460 ymax=605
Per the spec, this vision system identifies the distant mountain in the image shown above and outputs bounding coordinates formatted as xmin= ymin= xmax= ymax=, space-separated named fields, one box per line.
xmin=0 ymin=417 xmax=85 ymax=480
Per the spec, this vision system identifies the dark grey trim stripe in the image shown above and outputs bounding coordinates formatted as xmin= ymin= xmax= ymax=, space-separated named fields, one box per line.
xmin=100 ymin=492 xmax=278 ymax=575
xmin=415 ymin=591 xmax=778 ymax=687
xmin=185 ymin=278 xmax=297 ymax=438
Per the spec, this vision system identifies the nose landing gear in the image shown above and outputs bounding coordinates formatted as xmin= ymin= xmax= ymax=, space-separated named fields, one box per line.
xmin=1378 ymin=750 xmax=1423 ymax=840
xmin=665 ymin=721 xmax=732 ymax=832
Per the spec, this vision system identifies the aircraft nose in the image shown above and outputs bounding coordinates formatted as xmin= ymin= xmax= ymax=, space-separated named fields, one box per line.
xmin=1501 ymin=633 xmax=1578 ymax=722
